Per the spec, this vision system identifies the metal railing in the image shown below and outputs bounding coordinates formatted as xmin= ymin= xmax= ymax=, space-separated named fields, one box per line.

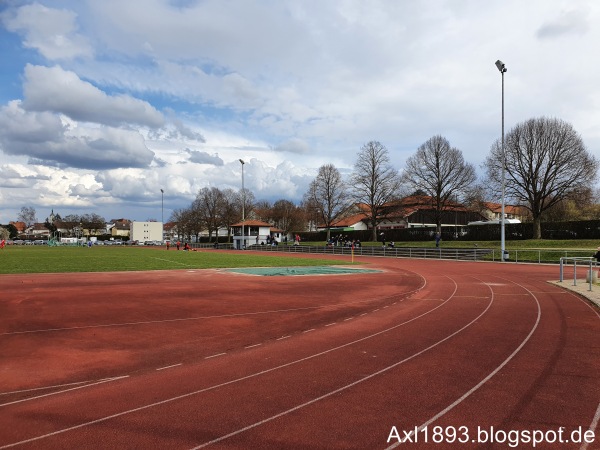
xmin=193 ymin=243 xmax=597 ymax=266
xmin=559 ymin=257 xmax=597 ymax=291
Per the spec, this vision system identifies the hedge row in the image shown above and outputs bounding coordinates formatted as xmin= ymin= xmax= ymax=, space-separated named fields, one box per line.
xmin=297 ymin=220 xmax=600 ymax=243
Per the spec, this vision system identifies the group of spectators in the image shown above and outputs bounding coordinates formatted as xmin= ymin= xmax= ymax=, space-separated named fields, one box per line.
xmin=326 ymin=234 xmax=362 ymax=248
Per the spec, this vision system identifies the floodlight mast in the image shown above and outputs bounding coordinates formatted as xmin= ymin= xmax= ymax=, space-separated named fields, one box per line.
xmin=495 ymin=60 xmax=507 ymax=262
xmin=160 ymin=188 xmax=164 ymax=241
xmin=239 ymin=159 xmax=245 ymax=249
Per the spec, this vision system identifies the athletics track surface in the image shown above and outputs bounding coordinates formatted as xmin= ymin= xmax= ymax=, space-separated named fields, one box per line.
xmin=0 ymin=253 xmax=598 ymax=449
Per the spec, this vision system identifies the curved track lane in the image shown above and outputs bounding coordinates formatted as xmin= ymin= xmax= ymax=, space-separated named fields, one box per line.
xmin=0 ymin=257 xmax=598 ymax=449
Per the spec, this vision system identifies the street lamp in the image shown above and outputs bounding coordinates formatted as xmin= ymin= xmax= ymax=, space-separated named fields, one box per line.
xmin=495 ymin=59 xmax=507 ymax=262
xmin=160 ymin=189 xmax=164 ymax=223
xmin=239 ymin=159 xmax=245 ymax=249
xmin=160 ymin=188 xmax=164 ymax=242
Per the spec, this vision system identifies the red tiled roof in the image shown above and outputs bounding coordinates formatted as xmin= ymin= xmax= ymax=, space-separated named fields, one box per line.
xmin=231 ymin=220 xmax=272 ymax=227
xmin=331 ymin=213 xmax=368 ymax=227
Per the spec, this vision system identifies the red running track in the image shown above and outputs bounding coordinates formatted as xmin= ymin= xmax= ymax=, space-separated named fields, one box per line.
xmin=0 ymin=255 xmax=598 ymax=449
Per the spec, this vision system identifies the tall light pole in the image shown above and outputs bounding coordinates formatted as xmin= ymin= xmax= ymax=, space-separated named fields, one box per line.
xmin=495 ymin=59 xmax=507 ymax=262
xmin=239 ymin=159 xmax=245 ymax=250
xmin=160 ymin=189 xmax=164 ymax=223
xmin=160 ymin=188 xmax=164 ymax=242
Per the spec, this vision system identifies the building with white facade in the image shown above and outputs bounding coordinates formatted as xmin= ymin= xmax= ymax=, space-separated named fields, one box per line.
xmin=130 ymin=221 xmax=163 ymax=244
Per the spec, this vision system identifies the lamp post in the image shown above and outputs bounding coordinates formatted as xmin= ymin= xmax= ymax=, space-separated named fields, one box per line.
xmin=495 ymin=59 xmax=507 ymax=262
xmin=160 ymin=188 xmax=164 ymax=242
xmin=239 ymin=159 xmax=245 ymax=249
xmin=160 ymin=189 xmax=164 ymax=223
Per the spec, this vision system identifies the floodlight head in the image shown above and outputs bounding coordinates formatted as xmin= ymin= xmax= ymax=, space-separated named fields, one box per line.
xmin=239 ymin=159 xmax=245 ymax=165
xmin=495 ymin=60 xmax=507 ymax=73
xmin=160 ymin=188 xmax=164 ymax=194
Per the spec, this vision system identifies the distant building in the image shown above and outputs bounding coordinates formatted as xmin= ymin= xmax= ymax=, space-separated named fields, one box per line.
xmin=108 ymin=219 xmax=131 ymax=238
xmin=9 ymin=221 xmax=26 ymax=234
xmin=480 ymin=202 xmax=529 ymax=222
xmin=320 ymin=196 xmax=486 ymax=232
xmin=231 ymin=220 xmax=279 ymax=249
xmin=130 ymin=221 xmax=163 ymax=243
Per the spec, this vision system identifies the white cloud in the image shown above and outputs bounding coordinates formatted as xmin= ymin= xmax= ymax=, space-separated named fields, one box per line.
xmin=22 ymin=65 xmax=165 ymax=128
xmin=0 ymin=101 xmax=155 ymax=169
xmin=536 ymin=9 xmax=589 ymax=39
xmin=1 ymin=2 xmax=92 ymax=60
xmin=0 ymin=0 xmax=599 ymax=224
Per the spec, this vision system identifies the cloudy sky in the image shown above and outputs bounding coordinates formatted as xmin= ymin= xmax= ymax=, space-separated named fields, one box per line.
xmin=1 ymin=0 xmax=598 ymax=224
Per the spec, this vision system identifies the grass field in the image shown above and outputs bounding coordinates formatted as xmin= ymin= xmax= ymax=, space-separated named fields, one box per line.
xmin=0 ymin=246 xmax=350 ymax=275
xmin=1 ymin=239 xmax=598 ymax=274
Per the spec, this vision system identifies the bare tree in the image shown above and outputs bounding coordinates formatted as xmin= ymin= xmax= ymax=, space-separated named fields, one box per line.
xmin=80 ymin=213 xmax=107 ymax=235
xmin=220 ymin=188 xmax=241 ymax=242
xmin=542 ymin=187 xmax=597 ymax=221
xmin=485 ymin=117 xmax=598 ymax=238
xmin=402 ymin=135 xmax=476 ymax=233
xmin=169 ymin=208 xmax=192 ymax=241
xmin=18 ymin=206 xmax=37 ymax=227
xmin=193 ymin=187 xmax=225 ymax=242
xmin=271 ymin=199 xmax=304 ymax=236
xmin=351 ymin=141 xmax=402 ymax=241
xmin=253 ymin=200 xmax=273 ymax=224
xmin=304 ymin=164 xmax=349 ymax=240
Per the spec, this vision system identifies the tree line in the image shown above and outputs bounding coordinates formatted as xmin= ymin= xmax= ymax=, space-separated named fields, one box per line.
xmin=2 ymin=116 xmax=597 ymax=242
xmin=171 ymin=116 xmax=597 ymax=242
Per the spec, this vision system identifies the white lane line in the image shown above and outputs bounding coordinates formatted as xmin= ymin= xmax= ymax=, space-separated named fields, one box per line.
xmin=156 ymin=364 xmax=182 ymax=371
xmin=0 ymin=275 xmax=447 ymax=449
xmin=580 ymin=401 xmax=600 ymax=450
xmin=302 ymin=329 xmax=315 ymax=333
xmin=150 ymin=257 xmax=194 ymax=267
xmin=204 ymin=353 xmax=226 ymax=359
xmin=343 ymin=317 xmax=353 ymax=321
xmin=192 ymin=279 xmax=492 ymax=449
xmin=386 ymin=277 xmax=541 ymax=449
xmin=244 ymin=344 xmax=261 ymax=349
xmin=276 ymin=335 xmax=291 ymax=340
xmin=0 ymin=376 xmax=129 ymax=408
xmin=0 ymin=377 xmax=123 ymax=396
xmin=1 ymin=306 xmax=322 ymax=336
xmin=325 ymin=323 xmax=336 ymax=327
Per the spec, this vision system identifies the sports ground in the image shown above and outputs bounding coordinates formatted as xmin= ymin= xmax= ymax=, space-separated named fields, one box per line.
xmin=0 ymin=249 xmax=598 ymax=449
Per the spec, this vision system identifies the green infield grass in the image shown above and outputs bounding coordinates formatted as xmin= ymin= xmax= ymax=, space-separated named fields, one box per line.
xmin=0 ymin=246 xmax=351 ymax=275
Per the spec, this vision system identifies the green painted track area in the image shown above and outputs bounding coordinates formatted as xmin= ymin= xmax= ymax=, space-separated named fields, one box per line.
xmin=224 ymin=266 xmax=381 ymax=276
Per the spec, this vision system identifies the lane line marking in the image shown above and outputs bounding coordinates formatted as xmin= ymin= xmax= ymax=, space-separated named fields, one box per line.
xmin=580 ymin=401 xmax=600 ymax=450
xmin=244 ymin=344 xmax=261 ymax=349
xmin=276 ymin=335 xmax=291 ymax=340
xmin=0 ymin=273 xmax=441 ymax=449
xmin=205 ymin=353 xmax=226 ymax=359
xmin=387 ymin=277 xmax=541 ymax=449
xmin=0 ymin=306 xmax=328 ymax=336
xmin=156 ymin=364 xmax=182 ymax=371
xmin=0 ymin=376 xmax=129 ymax=408
xmin=0 ymin=377 xmax=123 ymax=396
